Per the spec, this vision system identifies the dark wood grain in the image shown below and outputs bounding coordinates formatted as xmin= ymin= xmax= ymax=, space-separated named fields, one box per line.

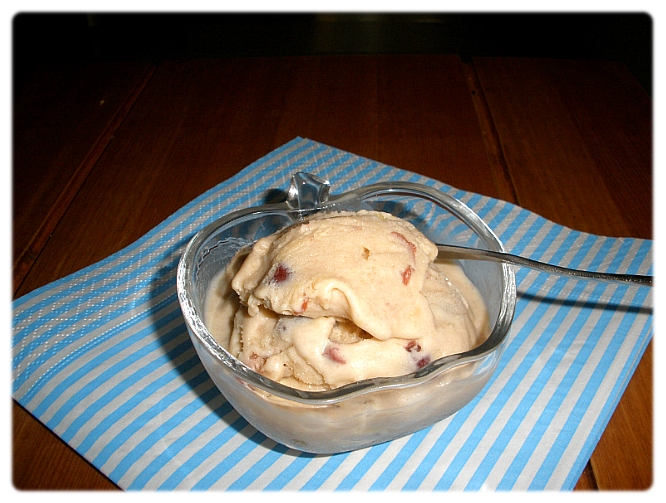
xmin=12 ymin=55 xmax=652 ymax=491
xmin=574 ymin=462 xmax=599 ymax=490
xmin=272 ymin=55 xmax=381 ymax=159
xmin=12 ymin=403 xmax=118 ymax=490
xmin=472 ymin=57 xmax=651 ymax=239
xmin=12 ymin=62 xmax=155 ymax=293
xmin=375 ymin=56 xmax=506 ymax=198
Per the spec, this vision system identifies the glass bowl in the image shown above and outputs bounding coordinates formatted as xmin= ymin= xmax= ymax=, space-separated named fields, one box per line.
xmin=177 ymin=173 xmax=516 ymax=454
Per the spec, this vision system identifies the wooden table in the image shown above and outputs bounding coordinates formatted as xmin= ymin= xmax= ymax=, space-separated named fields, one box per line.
xmin=12 ymin=55 xmax=652 ymax=490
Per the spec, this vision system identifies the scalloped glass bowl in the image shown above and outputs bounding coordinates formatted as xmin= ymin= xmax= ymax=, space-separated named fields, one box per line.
xmin=177 ymin=173 xmax=516 ymax=453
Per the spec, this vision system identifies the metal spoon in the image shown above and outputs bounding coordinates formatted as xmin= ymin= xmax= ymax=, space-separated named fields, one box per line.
xmin=437 ymin=244 xmax=653 ymax=286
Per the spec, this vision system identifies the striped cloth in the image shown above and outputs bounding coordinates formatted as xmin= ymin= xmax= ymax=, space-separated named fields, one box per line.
xmin=12 ymin=138 xmax=653 ymax=490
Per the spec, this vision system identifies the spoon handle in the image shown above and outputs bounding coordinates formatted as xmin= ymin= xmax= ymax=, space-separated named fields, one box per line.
xmin=437 ymin=245 xmax=653 ymax=286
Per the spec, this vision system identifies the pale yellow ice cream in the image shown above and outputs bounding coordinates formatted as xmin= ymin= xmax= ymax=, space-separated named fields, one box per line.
xmin=204 ymin=210 xmax=490 ymax=391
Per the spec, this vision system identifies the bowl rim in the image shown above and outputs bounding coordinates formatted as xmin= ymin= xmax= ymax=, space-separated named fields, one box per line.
xmin=177 ymin=179 xmax=517 ymax=405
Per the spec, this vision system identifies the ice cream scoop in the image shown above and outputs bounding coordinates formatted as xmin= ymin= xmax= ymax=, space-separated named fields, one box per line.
xmin=206 ymin=210 xmax=491 ymax=391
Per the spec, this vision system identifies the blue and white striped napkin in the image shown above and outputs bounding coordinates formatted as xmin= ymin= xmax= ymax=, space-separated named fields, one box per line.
xmin=12 ymin=138 xmax=653 ymax=490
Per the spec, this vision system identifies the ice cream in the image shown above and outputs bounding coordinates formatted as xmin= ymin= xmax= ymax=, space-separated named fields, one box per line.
xmin=204 ymin=210 xmax=490 ymax=391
